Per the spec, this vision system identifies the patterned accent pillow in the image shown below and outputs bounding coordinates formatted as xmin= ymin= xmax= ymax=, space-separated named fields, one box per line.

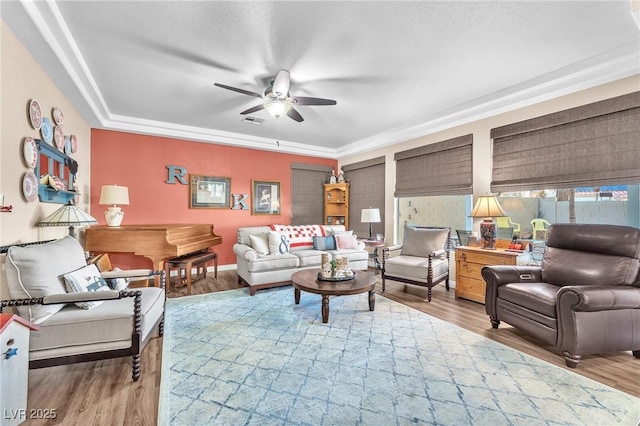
xmin=249 ymin=233 xmax=270 ymax=255
xmin=313 ymin=236 xmax=336 ymax=251
xmin=105 ymin=267 xmax=130 ymax=291
xmin=270 ymin=225 xmax=326 ymax=251
xmin=63 ymin=264 xmax=111 ymax=309
xmin=268 ymin=231 xmax=290 ymax=255
xmin=335 ymin=234 xmax=359 ymax=250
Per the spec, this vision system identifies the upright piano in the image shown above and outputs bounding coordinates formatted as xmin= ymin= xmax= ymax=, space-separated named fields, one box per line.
xmin=85 ymin=224 xmax=222 ymax=282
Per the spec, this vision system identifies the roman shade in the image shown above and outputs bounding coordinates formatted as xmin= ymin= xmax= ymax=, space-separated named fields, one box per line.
xmin=490 ymin=92 xmax=640 ymax=192
xmin=394 ymin=134 xmax=473 ymax=197
xmin=343 ymin=157 xmax=385 ymax=237
xmin=291 ymin=162 xmax=332 ymax=225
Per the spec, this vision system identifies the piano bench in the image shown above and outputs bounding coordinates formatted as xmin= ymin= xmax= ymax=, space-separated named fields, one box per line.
xmin=165 ymin=251 xmax=218 ymax=294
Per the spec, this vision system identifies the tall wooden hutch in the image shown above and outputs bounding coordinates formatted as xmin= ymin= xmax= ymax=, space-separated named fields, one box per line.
xmin=323 ymin=183 xmax=349 ymax=228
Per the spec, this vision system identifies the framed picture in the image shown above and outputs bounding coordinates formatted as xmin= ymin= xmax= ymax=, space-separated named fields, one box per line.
xmin=189 ymin=175 xmax=231 ymax=208
xmin=251 ymin=180 xmax=280 ymax=215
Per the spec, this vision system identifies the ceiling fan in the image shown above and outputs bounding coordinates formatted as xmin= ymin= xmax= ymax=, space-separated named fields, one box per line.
xmin=214 ymin=69 xmax=336 ymax=122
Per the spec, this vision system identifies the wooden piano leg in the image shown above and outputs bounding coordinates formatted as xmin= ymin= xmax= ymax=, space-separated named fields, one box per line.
xmin=147 ymin=257 xmax=165 ymax=287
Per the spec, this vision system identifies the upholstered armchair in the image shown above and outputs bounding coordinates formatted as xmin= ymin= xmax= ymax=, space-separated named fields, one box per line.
xmin=1 ymin=236 xmax=166 ymax=381
xmin=482 ymin=223 xmax=640 ymax=368
xmin=382 ymin=226 xmax=451 ymax=302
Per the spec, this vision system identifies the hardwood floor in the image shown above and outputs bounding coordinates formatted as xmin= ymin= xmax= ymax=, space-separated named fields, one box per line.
xmin=23 ymin=270 xmax=639 ymax=425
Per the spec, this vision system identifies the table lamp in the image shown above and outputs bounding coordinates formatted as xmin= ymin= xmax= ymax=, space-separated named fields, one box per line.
xmin=361 ymin=208 xmax=381 ymax=240
xmin=38 ymin=202 xmax=98 ymax=238
xmin=469 ymin=195 xmax=507 ymax=249
xmin=99 ymin=185 xmax=129 ymax=227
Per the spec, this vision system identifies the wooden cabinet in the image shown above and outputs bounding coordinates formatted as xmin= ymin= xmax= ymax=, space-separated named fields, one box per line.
xmin=324 ymin=183 xmax=349 ymax=229
xmin=455 ymin=246 xmax=518 ymax=304
xmin=36 ymin=139 xmax=77 ymax=204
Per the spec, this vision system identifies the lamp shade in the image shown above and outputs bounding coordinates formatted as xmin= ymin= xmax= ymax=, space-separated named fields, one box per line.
xmin=99 ymin=185 xmax=129 ymax=206
xmin=361 ymin=208 xmax=381 ymax=223
xmin=38 ymin=202 xmax=98 ymax=237
xmin=469 ymin=195 xmax=507 ymax=219
xmin=469 ymin=195 xmax=507 ymax=250
xmin=361 ymin=208 xmax=381 ymax=240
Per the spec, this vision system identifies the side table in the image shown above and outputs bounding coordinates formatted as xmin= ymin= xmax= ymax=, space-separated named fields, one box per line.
xmin=455 ymin=246 xmax=519 ymax=304
xmin=362 ymin=239 xmax=386 ymax=274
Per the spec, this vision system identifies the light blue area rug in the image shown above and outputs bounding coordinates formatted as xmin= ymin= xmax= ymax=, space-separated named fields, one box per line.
xmin=158 ymin=287 xmax=639 ymax=425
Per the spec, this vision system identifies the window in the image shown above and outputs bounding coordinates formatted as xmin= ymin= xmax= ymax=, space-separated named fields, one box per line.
xmin=343 ymin=157 xmax=385 ymax=238
xmin=394 ymin=135 xmax=473 ymax=244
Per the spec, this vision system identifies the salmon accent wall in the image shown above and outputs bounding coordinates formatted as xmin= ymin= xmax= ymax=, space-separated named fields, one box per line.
xmin=91 ymin=129 xmax=336 ymax=270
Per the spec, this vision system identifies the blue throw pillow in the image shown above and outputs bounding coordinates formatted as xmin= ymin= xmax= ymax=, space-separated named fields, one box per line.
xmin=313 ymin=235 xmax=336 ymax=250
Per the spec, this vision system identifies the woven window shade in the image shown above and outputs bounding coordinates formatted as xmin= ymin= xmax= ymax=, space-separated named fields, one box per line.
xmin=290 ymin=162 xmax=332 ymax=225
xmin=491 ymin=92 xmax=640 ymax=192
xmin=394 ymin=134 xmax=473 ymax=197
xmin=343 ymin=157 xmax=385 ymax=236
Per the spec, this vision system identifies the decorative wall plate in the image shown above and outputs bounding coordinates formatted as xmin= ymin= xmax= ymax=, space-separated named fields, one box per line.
xmin=22 ymin=171 xmax=38 ymax=202
xmin=52 ymin=107 xmax=64 ymax=126
xmin=29 ymin=99 xmax=42 ymax=130
xmin=64 ymin=135 xmax=72 ymax=155
xmin=54 ymin=126 xmax=65 ymax=150
xmin=23 ymin=137 xmax=38 ymax=169
xmin=41 ymin=117 xmax=53 ymax=144
xmin=70 ymin=134 xmax=78 ymax=153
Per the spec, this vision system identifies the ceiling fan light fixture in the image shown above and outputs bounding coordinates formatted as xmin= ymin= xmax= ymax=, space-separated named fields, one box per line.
xmin=264 ymin=100 xmax=290 ymax=118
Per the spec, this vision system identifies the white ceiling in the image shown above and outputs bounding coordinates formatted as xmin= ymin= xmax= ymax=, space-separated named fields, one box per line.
xmin=3 ymin=1 xmax=639 ymax=158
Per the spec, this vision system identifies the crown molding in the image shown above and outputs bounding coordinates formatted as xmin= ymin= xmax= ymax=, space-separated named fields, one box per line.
xmin=15 ymin=1 xmax=640 ymax=160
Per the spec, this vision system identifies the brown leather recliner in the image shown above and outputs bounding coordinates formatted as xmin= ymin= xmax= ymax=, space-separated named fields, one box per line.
xmin=482 ymin=223 xmax=640 ymax=368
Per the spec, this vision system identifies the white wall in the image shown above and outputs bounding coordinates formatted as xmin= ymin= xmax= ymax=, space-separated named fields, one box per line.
xmin=1 ymin=22 xmax=92 ymax=296
xmin=339 ymin=75 xmax=640 ymax=243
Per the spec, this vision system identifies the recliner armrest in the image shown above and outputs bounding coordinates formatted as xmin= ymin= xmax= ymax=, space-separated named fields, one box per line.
xmin=482 ymin=265 xmax=543 ymax=317
xmin=557 ymin=285 xmax=640 ymax=312
xmin=556 ymin=285 xmax=640 ymax=359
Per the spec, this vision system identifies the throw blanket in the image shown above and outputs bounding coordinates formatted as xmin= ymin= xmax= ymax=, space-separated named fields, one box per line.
xmin=270 ymin=224 xmax=326 ymax=251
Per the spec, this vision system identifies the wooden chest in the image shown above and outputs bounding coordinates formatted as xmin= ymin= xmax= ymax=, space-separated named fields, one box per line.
xmin=455 ymin=246 xmax=519 ymax=304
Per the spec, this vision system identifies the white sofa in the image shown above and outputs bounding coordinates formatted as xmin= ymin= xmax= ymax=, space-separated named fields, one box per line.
xmin=233 ymin=225 xmax=369 ymax=295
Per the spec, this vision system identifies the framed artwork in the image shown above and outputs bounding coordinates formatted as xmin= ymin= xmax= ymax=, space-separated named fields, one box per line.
xmin=189 ymin=175 xmax=231 ymax=208
xmin=251 ymin=180 xmax=280 ymax=215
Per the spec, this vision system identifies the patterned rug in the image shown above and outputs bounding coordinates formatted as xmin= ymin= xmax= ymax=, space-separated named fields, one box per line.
xmin=158 ymin=287 xmax=639 ymax=425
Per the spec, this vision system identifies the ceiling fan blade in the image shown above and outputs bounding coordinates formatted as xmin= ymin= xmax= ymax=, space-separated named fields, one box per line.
xmin=286 ymin=106 xmax=304 ymax=122
xmin=240 ymin=104 xmax=265 ymax=115
xmin=272 ymin=70 xmax=291 ymax=98
xmin=214 ymin=83 xmax=262 ymax=98
xmin=292 ymin=96 xmax=337 ymax=106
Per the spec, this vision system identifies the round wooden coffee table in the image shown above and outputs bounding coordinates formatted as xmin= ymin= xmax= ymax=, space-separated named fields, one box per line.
xmin=291 ymin=269 xmax=377 ymax=323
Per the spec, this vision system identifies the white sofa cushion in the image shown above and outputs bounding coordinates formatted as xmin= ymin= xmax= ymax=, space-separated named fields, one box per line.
xmin=5 ymin=236 xmax=87 ymax=324
xmin=246 ymin=253 xmax=300 ymax=272
xmin=29 ymin=287 xmax=165 ymax=356
xmin=249 ymin=233 xmax=270 ymax=255
xmin=384 ymin=255 xmax=449 ymax=281
xmin=290 ymin=249 xmax=325 ymax=267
